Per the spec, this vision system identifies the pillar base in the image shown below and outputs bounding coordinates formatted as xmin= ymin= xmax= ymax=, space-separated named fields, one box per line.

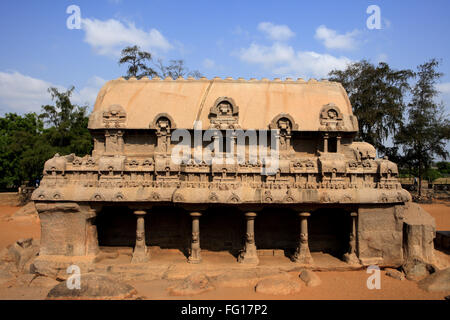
xmin=187 ymin=253 xmax=202 ymax=264
xmin=238 ymin=245 xmax=259 ymax=265
xmin=131 ymin=248 xmax=149 ymax=264
xmin=293 ymin=246 xmax=314 ymax=265
xmin=343 ymin=252 xmax=360 ymax=265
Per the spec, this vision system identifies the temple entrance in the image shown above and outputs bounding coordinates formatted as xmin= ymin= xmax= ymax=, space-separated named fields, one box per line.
xmin=254 ymin=208 xmax=298 ymax=257
xmin=95 ymin=206 xmax=190 ymax=255
xmin=96 ymin=206 xmax=136 ymax=247
xmin=95 ymin=206 xmax=352 ymax=263
xmin=201 ymin=207 xmax=244 ymax=257
xmin=308 ymin=208 xmax=350 ymax=259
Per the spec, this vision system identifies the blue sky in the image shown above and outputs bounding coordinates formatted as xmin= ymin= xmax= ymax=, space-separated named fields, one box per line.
xmin=0 ymin=0 xmax=450 ymax=116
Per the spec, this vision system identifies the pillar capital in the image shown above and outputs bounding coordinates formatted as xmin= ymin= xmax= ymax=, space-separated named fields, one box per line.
xmin=86 ymin=208 xmax=98 ymax=219
xmin=350 ymin=211 xmax=358 ymax=217
xmin=299 ymin=212 xmax=311 ymax=217
xmin=190 ymin=211 xmax=202 ymax=217
xmin=245 ymin=212 xmax=257 ymax=218
xmin=134 ymin=210 xmax=147 ymax=216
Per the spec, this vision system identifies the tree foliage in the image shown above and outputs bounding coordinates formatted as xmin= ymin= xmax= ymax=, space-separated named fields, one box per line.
xmin=0 ymin=87 xmax=92 ymax=188
xmin=328 ymin=60 xmax=413 ymax=155
xmin=395 ymin=59 xmax=450 ymax=195
xmin=119 ymin=45 xmax=202 ymax=79
xmin=118 ymin=45 xmax=157 ymax=78
xmin=40 ymin=87 xmax=92 ymax=156
xmin=154 ymin=58 xmax=203 ymax=79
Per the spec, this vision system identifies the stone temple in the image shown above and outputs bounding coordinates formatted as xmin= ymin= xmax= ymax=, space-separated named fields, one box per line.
xmin=31 ymin=76 xmax=436 ymax=273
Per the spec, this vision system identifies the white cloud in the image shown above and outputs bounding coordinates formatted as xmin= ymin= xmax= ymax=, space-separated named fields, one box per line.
xmin=236 ymin=42 xmax=351 ymax=79
xmin=257 ymin=22 xmax=295 ymax=41
xmin=81 ymin=18 xmax=172 ymax=57
xmin=315 ymin=25 xmax=359 ymax=50
xmin=0 ymin=71 xmax=105 ymax=114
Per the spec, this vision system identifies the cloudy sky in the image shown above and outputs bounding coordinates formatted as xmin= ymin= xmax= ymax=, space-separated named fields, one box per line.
xmin=0 ymin=0 xmax=449 ymax=116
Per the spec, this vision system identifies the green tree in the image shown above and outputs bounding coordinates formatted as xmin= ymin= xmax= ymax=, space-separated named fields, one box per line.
xmin=395 ymin=59 xmax=450 ymax=196
xmin=436 ymin=161 xmax=450 ymax=175
xmin=0 ymin=113 xmax=53 ymax=188
xmin=328 ymin=60 xmax=413 ymax=155
xmin=39 ymin=86 xmax=93 ymax=156
xmin=118 ymin=45 xmax=157 ymax=78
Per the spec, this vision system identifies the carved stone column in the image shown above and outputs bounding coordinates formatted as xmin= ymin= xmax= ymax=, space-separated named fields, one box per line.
xmin=85 ymin=208 xmax=99 ymax=256
xmin=238 ymin=212 xmax=259 ymax=264
xmin=323 ymin=133 xmax=329 ymax=153
xmin=131 ymin=210 xmax=149 ymax=263
xmin=336 ymin=135 xmax=341 ymax=153
xmin=188 ymin=212 xmax=202 ymax=263
xmin=293 ymin=212 xmax=313 ymax=264
xmin=343 ymin=212 xmax=360 ymax=264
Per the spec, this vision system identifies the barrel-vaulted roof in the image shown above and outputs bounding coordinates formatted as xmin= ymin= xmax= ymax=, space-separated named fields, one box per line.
xmin=88 ymin=76 xmax=358 ymax=132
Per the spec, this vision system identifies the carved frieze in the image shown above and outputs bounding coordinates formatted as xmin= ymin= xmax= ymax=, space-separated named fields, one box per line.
xmin=102 ymin=104 xmax=126 ymax=128
xmin=319 ymin=103 xmax=344 ymax=131
xmin=209 ymin=97 xmax=240 ymax=130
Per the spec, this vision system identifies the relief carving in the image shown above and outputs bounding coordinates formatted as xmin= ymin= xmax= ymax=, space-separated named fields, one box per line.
xmin=209 ymin=97 xmax=240 ymax=130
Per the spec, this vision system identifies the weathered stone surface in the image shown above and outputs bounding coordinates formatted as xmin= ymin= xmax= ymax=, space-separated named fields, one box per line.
xmin=12 ymin=202 xmax=38 ymax=218
xmin=255 ymin=274 xmax=301 ymax=295
xmin=46 ymin=274 xmax=137 ymax=300
xmin=0 ymin=266 xmax=16 ymax=285
xmin=30 ymin=276 xmax=60 ymax=288
xmin=168 ymin=272 xmax=215 ymax=296
xmin=31 ymin=255 xmax=96 ymax=281
xmin=299 ymin=269 xmax=322 ymax=287
xmin=8 ymin=238 xmax=39 ymax=272
xmin=14 ymin=274 xmax=36 ymax=287
xmin=385 ymin=268 xmax=405 ymax=281
xmin=213 ymin=269 xmax=282 ymax=288
xmin=402 ymin=258 xmax=434 ymax=281
xmin=401 ymin=202 xmax=436 ymax=266
xmin=357 ymin=206 xmax=404 ymax=267
xmin=417 ymin=268 xmax=450 ymax=292
xmin=0 ymin=247 xmax=14 ymax=264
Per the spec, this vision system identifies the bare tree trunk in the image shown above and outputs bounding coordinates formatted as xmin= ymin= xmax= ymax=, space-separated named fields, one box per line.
xmin=418 ymin=163 xmax=422 ymax=197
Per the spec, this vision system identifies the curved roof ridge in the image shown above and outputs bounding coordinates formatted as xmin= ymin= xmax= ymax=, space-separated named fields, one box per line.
xmin=110 ymin=76 xmax=341 ymax=85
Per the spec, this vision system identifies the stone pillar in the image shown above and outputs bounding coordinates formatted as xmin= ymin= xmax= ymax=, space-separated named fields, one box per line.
xmin=238 ymin=212 xmax=259 ymax=264
xmin=188 ymin=212 xmax=202 ymax=263
xmin=336 ymin=135 xmax=341 ymax=153
xmin=131 ymin=210 xmax=149 ymax=263
xmin=323 ymin=133 xmax=328 ymax=153
xmin=343 ymin=212 xmax=360 ymax=264
xmin=85 ymin=208 xmax=99 ymax=256
xmin=293 ymin=212 xmax=313 ymax=264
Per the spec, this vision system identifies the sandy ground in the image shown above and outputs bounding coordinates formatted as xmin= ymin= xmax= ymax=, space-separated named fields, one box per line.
xmin=419 ymin=200 xmax=450 ymax=230
xmin=0 ymin=202 xmax=448 ymax=300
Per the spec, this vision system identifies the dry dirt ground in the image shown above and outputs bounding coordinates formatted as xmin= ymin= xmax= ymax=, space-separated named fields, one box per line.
xmin=0 ymin=202 xmax=448 ymax=300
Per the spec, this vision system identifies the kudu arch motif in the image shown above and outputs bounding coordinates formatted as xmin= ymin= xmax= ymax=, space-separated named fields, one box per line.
xmin=32 ymin=76 xmax=436 ymax=270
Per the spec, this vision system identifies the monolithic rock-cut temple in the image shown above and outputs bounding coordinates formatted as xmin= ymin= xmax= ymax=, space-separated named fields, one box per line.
xmin=32 ymin=76 xmax=436 ymax=273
